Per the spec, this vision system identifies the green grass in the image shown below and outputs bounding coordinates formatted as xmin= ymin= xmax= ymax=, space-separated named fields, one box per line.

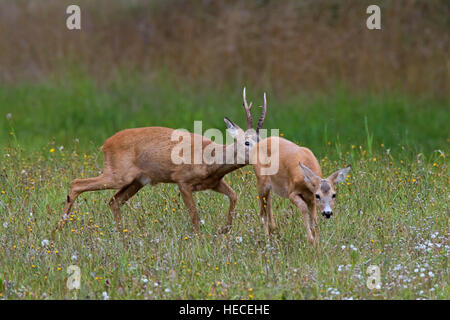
xmin=0 ymin=74 xmax=448 ymax=299
xmin=0 ymin=73 xmax=448 ymax=155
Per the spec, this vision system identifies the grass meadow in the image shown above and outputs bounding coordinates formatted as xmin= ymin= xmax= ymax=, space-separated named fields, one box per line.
xmin=0 ymin=75 xmax=448 ymax=299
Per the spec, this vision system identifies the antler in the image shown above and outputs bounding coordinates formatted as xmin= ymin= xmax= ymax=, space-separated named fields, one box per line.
xmin=256 ymin=92 xmax=267 ymax=133
xmin=243 ymin=87 xmax=253 ymax=129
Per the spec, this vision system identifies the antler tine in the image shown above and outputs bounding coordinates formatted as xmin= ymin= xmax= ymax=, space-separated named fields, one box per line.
xmin=243 ymin=87 xmax=253 ymax=129
xmin=256 ymin=92 xmax=267 ymax=133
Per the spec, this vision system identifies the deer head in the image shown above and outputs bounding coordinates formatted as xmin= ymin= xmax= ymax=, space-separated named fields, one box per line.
xmin=299 ymin=163 xmax=351 ymax=219
xmin=224 ymin=87 xmax=267 ymax=164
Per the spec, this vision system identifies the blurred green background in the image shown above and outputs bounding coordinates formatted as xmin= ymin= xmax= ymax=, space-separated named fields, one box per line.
xmin=0 ymin=0 xmax=448 ymax=156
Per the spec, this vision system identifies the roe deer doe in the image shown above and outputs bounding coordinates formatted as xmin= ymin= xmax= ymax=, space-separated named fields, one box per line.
xmin=252 ymin=136 xmax=350 ymax=244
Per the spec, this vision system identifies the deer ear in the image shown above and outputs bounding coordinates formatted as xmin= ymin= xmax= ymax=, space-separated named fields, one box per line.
xmin=224 ymin=117 xmax=240 ymax=138
xmin=328 ymin=165 xmax=351 ymax=185
xmin=299 ymin=162 xmax=320 ymax=189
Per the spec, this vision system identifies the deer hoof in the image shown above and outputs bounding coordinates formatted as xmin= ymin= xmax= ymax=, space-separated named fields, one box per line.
xmin=269 ymin=226 xmax=279 ymax=235
xmin=219 ymin=225 xmax=231 ymax=234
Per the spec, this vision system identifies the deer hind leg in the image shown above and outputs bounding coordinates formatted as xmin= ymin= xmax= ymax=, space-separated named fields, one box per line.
xmin=108 ymin=179 xmax=144 ymax=233
xmin=58 ymin=173 xmax=119 ymax=230
xmin=58 ymin=165 xmax=141 ymax=230
xmin=256 ymin=178 xmax=272 ymax=236
xmin=265 ymin=192 xmax=278 ymax=234
xmin=212 ymin=179 xmax=237 ymax=234
xmin=177 ymin=183 xmax=199 ymax=233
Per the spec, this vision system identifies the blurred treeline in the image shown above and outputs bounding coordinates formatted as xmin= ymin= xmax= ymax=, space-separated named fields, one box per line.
xmin=0 ymin=0 xmax=448 ymax=96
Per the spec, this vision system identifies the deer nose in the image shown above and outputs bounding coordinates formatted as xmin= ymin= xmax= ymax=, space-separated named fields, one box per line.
xmin=322 ymin=211 xmax=333 ymax=219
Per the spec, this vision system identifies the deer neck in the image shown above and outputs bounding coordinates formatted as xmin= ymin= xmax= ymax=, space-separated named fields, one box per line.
xmin=209 ymin=142 xmax=246 ymax=177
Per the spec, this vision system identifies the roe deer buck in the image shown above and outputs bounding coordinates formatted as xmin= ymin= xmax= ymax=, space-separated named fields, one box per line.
xmin=57 ymin=88 xmax=267 ymax=234
xmin=252 ymin=137 xmax=350 ymax=244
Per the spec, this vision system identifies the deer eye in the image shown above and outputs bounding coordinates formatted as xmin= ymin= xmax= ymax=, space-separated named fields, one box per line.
xmin=332 ymin=193 xmax=336 ymax=199
xmin=245 ymin=141 xmax=250 ymax=146
xmin=315 ymin=194 xmax=320 ymax=200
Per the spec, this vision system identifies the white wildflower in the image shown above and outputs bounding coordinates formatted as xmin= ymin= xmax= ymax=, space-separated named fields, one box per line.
xmin=393 ymin=264 xmax=402 ymax=271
